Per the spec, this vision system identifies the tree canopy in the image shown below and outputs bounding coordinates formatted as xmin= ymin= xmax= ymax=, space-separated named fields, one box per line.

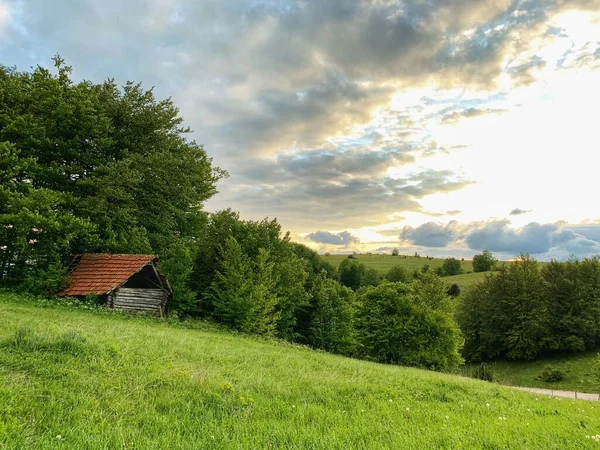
xmin=0 ymin=57 xmax=225 ymax=285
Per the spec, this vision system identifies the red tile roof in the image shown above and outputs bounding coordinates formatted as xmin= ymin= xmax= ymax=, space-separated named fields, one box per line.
xmin=59 ymin=254 xmax=158 ymax=296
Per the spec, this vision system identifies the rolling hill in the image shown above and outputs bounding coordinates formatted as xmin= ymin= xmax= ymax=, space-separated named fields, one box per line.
xmin=1 ymin=293 xmax=599 ymax=449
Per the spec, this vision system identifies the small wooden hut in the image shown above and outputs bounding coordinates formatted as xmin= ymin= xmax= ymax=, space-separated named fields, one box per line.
xmin=58 ymin=254 xmax=171 ymax=316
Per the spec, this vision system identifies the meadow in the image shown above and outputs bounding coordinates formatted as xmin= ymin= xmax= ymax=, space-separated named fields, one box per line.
xmin=1 ymin=292 xmax=600 ymax=449
xmin=474 ymin=352 xmax=600 ymax=394
xmin=321 ymin=253 xmax=475 ymax=274
xmin=321 ymin=254 xmax=486 ymax=293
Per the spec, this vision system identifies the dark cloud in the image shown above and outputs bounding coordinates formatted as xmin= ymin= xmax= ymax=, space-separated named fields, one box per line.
xmin=509 ymin=208 xmax=531 ymax=216
xmin=466 ymin=220 xmax=558 ymax=253
xmin=401 ymin=221 xmax=459 ymax=247
xmin=306 ymin=230 xmax=359 ymax=246
xmin=395 ymin=220 xmax=600 ymax=259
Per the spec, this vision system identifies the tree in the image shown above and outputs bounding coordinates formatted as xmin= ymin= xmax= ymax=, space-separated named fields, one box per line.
xmin=0 ymin=57 xmax=225 ymax=287
xmin=208 ymin=238 xmax=280 ymax=336
xmin=391 ymin=248 xmax=399 ymax=256
xmin=541 ymin=257 xmax=600 ymax=353
xmin=472 ymin=250 xmax=497 ymax=273
xmin=457 ymin=254 xmax=547 ymax=361
xmin=385 ymin=265 xmax=409 ymax=283
xmin=441 ymin=257 xmax=463 ymax=276
xmin=355 ymin=282 xmax=463 ymax=370
xmin=339 ymin=259 xmax=378 ymax=290
xmin=338 ymin=259 xmax=365 ymax=290
xmin=306 ymin=271 xmax=356 ymax=355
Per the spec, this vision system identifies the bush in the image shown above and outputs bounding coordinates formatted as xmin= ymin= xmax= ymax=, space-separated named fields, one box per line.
xmin=536 ymin=365 xmax=565 ymax=382
xmin=447 ymin=284 xmax=461 ymax=297
xmin=471 ymin=363 xmax=495 ymax=382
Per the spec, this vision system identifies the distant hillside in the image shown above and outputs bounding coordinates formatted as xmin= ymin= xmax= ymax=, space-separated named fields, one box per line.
xmin=321 ymin=254 xmax=474 ymax=274
xmin=1 ymin=293 xmax=598 ymax=449
xmin=321 ymin=254 xmax=488 ymax=293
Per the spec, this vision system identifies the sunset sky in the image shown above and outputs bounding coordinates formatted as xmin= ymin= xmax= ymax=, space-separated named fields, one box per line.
xmin=1 ymin=0 xmax=599 ymax=260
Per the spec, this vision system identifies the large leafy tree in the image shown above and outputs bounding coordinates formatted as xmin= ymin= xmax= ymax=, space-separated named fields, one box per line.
xmin=355 ymin=281 xmax=463 ymax=370
xmin=0 ymin=57 xmax=225 ymax=285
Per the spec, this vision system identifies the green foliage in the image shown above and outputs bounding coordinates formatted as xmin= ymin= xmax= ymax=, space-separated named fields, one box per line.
xmin=159 ymin=238 xmax=197 ymax=315
xmin=385 ymin=265 xmax=409 ymax=283
xmin=541 ymin=257 xmax=600 ymax=353
xmin=207 ymin=238 xmax=279 ymax=336
xmin=458 ymin=255 xmax=547 ymax=361
xmin=447 ymin=284 xmax=461 ymax=297
xmin=306 ymin=271 xmax=356 ymax=356
xmin=20 ymin=263 xmax=70 ymax=296
xmin=0 ymin=57 xmax=224 ymax=287
xmin=338 ymin=259 xmax=378 ymax=291
xmin=471 ymin=363 xmax=495 ymax=382
xmin=536 ymin=365 xmax=566 ymax=382
xmin=355 ymin=281 xmax=463 ymax=370
xmin=472 ymin=250 xmax=497 ymax=273
xmin=458 ymin=255 xmax=600 ymax=363
xmin=441 ymin=257 xmax=463 ymax=276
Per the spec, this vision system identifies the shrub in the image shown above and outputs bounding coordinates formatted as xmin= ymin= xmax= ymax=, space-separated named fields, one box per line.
xmin=471 ymin=363 xmax=495 ymax=382
xmin=447 ymin=284 xmax=461 ymax=297
xmin=536 ymin=365 xmax=565 ymax=382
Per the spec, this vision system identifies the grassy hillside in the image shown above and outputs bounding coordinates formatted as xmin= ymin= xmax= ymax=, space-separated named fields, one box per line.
xmin=1 ymin=293 xmax=600 ymax=449
xmin=321 ymin=254 xmax=475 ymax=274
xmin=321 ymin=254 xmax=485 ymax=293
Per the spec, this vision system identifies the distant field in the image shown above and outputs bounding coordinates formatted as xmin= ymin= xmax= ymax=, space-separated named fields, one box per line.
xmin=321 ymin=254 xmax=486 ymax=293
xmin=2 ymin=293 xmax=600 ymax=449
xmin=321 ymin=254 xmax=475 ymax=274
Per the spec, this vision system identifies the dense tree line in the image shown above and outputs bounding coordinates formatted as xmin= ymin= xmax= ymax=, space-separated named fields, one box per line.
xmin=457 ymin=255 xmax=600 ymax=361
xmin=0 ymin=59 xmax=466 ymax=371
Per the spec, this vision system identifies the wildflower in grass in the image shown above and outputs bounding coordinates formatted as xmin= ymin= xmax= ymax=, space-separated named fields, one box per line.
xmin=445 ymin=415 xmax=449 ymax=420
xmin=486 ymin=403 xmax=490 ymax=407
xmin=56 ymin=435 xmax=62 ymax=440
xmin=389 ymin=399 xmax=393 ymax=402
xmin=406 ymin=407 xmax=410 ymax=412
xmin=292 ymin=405 xmax=296 ymax=409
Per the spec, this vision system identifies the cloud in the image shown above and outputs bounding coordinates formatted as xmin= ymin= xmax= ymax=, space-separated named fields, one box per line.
xmin=2 ymin=0 xmax=600 ymax=236
xmin=509 ymin=208 xmax=532 ymax=216
xmin=306 ymin=230 xmax=359 ymax=246
xmin=401 ymin=221 xmax=459 ymax=247
xmin=465 ymin=220 xmax=600 ymax=257
xmin=466 ymin=220 xmax=558 ymax=253
xmin=441 ymin=108 xmax=506 ymax=124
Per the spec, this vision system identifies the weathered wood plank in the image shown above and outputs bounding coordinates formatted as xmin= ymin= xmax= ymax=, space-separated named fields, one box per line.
xmin=114 ymin=300 xmax=161 ymax=309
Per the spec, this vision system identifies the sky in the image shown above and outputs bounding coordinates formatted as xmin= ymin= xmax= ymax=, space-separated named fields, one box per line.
xmin=1 ymin=0 xmax=599 ymax=260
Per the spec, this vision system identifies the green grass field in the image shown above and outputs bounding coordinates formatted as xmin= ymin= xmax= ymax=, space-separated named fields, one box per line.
xmin=321 ymin=254 xmax=475 ymax=274
xmin=1 ymin=292 xmax=600 ymax=449
xmin=321 ymin=254 xmax=486 ymax=293
xmin=470 ymin=352 xmax=600 ymax=394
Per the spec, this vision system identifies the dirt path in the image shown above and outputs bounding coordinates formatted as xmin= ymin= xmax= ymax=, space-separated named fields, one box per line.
xmin=510 ymin=385 xmax=600 ymax=401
